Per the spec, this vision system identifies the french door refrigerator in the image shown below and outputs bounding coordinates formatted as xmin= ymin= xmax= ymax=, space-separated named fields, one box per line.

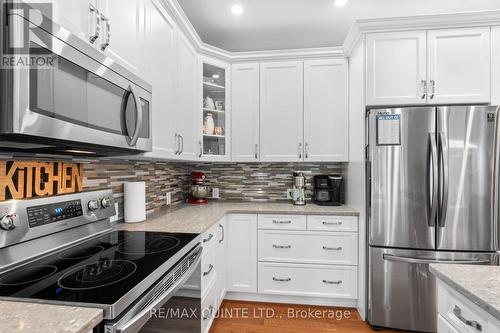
xmin=367 ymin=106 xmax=500 ymax=333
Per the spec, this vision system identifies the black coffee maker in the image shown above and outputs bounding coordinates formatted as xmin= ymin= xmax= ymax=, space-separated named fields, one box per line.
xmin=313 ymin=175 xmax=343 ymax=206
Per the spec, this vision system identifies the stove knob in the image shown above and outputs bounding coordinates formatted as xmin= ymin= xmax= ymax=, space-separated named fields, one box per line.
xmin=101 ymin=197 xmax=112 ymax=209
xmin=88 ymin=200 xmax=100 ymax=211
xmin=0 ymin=215 xmax=15 ymax=231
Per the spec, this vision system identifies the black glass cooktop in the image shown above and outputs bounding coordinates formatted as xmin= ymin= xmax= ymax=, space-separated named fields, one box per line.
xmin=0 ymin=231 xmax=198 ymax=305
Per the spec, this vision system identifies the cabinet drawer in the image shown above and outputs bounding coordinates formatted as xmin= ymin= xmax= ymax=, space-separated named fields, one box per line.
xmin=201 ymin=223 xmax=219 ymax=251
xmin=258 ymin=215 xmax=306 ymax=230
xmin=258 ymin=230 xmax=358 ymax=265
xmin=201 ymin=245 xmax=217 ymax=296
xmin=307 ymin=215 xmax=358 ymax=232
xmin=201 ymin=279 xmax=218 ymax=333
xmin=437 ymin=314 xmax=460 ymax=333
xmin=258 ymin=262 xmax=357 ymax=299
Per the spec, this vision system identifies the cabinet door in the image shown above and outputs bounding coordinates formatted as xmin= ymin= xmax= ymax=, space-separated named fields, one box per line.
xmin=142 ymin=0 xmax=176 ymax=159
xmin=427 ymin=27 xmax=490 ymax=104
xmin=231 ymin=63 xmax=260 ymax=162
xmin=260 ymin=61 xmax=304 ymax=162
xmin=52 ymin=0 xmax=96 ymax=45
xmin=366 ymin=31 xmax=427 ymax=106
xmin=97 ymin=0 xmax=145 ymax=76
xmin=175 ymin=32 xmax=198 ymax=160
xmin=215 ymin=218 xmax=227 ymax=306
xmin=226 ymin=215 xmax=257 ymax=293
xmin=304 ymin=59 xmax=349 ymax=162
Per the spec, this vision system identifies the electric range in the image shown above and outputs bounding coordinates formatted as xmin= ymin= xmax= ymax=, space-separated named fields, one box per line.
xmin=0 ymin=190 xmax=203 ymax=333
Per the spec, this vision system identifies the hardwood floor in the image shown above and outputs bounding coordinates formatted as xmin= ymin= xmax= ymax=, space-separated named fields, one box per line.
xmin=209 ymin=300 xmax=408 ymax=333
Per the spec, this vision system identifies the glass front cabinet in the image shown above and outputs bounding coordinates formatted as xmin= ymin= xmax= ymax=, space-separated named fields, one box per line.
xmin=198 ymin=56 xmax=231 ymax=161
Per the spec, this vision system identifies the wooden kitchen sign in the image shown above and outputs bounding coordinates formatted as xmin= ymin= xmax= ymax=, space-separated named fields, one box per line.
xmin=0 ymin=161 xmax=84 ymax=201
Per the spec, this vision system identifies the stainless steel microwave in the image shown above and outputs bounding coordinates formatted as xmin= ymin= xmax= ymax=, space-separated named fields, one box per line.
xmin=0 ymin=3 xmax=152 ymax=156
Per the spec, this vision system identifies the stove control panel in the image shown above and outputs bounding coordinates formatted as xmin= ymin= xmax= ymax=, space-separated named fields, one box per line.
xmin=27 ymin=200 xmax=83 ymax=228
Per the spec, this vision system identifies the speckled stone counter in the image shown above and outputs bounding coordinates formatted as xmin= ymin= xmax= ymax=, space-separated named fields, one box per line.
xmin=0 ymin=301 xmax=103 ymax=333
xmin=430 ymin=264 xmax=500 ymax=321
xmin=118 ymin=202 xmax=359 ymax=234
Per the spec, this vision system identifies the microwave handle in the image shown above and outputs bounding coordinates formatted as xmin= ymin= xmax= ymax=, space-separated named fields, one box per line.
xmin=127 ymin=84 xmax=143 ymax=146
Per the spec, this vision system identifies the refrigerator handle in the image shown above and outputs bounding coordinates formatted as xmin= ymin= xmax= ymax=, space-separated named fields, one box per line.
xmin=493 ymin=107 xmax=500 ymax=250
xmin=428 ymin=133 xmax=438 ymax=227
xmin=383 ymin=254 xmax=490 ymax=265
xmin=438 ymin=133 xmax=449 ymax=227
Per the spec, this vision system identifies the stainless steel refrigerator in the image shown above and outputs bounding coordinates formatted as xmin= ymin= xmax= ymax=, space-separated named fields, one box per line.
xmin=367 ymin=106 xmax=500 ymax=333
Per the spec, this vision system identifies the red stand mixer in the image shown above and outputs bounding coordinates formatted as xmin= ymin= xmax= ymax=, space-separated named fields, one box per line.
xmin=188 ymin=172 xmax=209 ymax=204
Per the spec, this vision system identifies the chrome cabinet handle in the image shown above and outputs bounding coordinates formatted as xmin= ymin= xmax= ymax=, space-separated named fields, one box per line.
xmin=323 ymin=246 xmax=343 ymax=251
xmin=305 ymin=142 xmax=309 ymax=159
xmin=254 ymin=144 xmax=258 ymax=159
xmin=298 ymin=142 xmax=302 ymax=159
xmin=126 ymin=85 xmax=143 ymax=147
xmin=198 ymin=141 xmax=202 ymax=158
xmin=89 ymin=4 xmax=100 ymax=44
xmin=174 ymin=134 xmax=179 ymax=154
xmin=430 ymin=80 xmax=436 ymax=99
xmin=178 ymin=135 xmax=184 ymax=155
xmin=273 ymin=277 xmax=291 ymax=282
xmin=100 ymin=14 xmax=111 ymax=51
xmin=453 ymin=306 xmax=482 ymax=331
xmin=421 ymin=79 xmax=427 ymax=99
xmin=272 ymin=220 xmax=292 ymax=224
xmin=203 ymin=233 xmax=213 ymax=243
xmin=322 ymin=221 xmax=342 ymax=226
xmin=203 ymin=305 xmax=214 ymax=320
xmin=323 ymin=280 xmax=342 ymax=285
xmin=219 ymin=224 xmax=224 ymax=243
xmin=273 ymin=244 xmax=292 ymax=249
xmin=203 ymin=264 xmax=214 ymax=277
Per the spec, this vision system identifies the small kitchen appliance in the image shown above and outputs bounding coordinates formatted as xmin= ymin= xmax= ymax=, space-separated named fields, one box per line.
xmin=292 ymin=172 xmax=307 ymax=206
xmin=0 ymin=190 xmax=203 ymax=333
xmin=189 ymin=172 xmax=210 ymax=204
xmin=313 ymin=175 xmax=343 ymax=206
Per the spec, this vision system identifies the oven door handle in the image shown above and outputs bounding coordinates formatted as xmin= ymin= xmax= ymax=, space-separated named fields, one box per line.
xmin=127 ymin=84 xmax=143 ymax=147
xmin=112 ymin=246 xmax=202 ymax=333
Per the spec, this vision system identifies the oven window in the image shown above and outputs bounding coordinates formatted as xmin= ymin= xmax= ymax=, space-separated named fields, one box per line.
xmin=29 ymin=43 xmax=149 ymax=139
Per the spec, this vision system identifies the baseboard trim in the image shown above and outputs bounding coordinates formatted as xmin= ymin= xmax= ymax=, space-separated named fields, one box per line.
xmin=224 ymin=291 xmax=358 ymax=308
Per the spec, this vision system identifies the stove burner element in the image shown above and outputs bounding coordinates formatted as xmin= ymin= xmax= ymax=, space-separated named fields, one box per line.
xmin=58 ymin=245 xmax=105 ymax=260
xmin=57 ymin=260 xmax=137 ymax=290
xmin=0 ymin=265 xmax=58 ymax=286
xmin=117 ymin=235 xmax=181 ymax=255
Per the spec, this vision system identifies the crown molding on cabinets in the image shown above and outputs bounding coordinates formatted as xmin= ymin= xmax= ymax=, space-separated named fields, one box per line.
xmin=343 ymin=10 xmax=500 ymax=56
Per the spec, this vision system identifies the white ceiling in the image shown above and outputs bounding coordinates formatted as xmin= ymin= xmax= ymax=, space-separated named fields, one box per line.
xmin=177 ymin=0 xmax=500 ymax=52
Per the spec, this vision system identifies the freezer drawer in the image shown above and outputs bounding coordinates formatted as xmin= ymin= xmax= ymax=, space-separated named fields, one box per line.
xmin=368 ymin=247 xmax=497 ymax=332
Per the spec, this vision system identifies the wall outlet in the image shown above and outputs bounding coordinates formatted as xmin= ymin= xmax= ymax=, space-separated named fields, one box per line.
xmin=166 ymin=192 xmax=172 ymax=205
xmin=212 ymin=188 xmax=220 ymax=199
xmin=287 ymin=189 xmax=293 ymax=199
xmin=110 ymin=203 xmax=119 ymax=222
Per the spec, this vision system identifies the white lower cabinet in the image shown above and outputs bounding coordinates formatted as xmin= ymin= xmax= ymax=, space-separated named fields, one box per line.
xmin=201 ymin=278 xmax=219 ymax=333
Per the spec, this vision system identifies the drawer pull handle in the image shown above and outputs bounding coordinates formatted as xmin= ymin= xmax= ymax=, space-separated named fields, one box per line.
xmin=273 ymin=220 xmax=292 ymax=224
xmin=273 ymin=245 xmax=292 ymax=249
xmin=203 ymin=264 xmax=214 ymax=276
xmin=323 ymin=246 xmax=343 ymax=251
xmin=203 ymin=233 xmax=213 ymax=243
xmin=203 ymin=305 xmax=215 ymax=320
xmin=273 ymin=277 xmax=291 ymax=282
xmin=322 ymin=221 xmax=342 ymax=226
xmin=453 ymin=305 xmax=482 ymax=331
xmin=323 ymin=280 xmax=343 ymax=285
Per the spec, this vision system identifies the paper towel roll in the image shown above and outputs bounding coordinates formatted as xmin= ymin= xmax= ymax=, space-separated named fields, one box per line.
xmin=124 ymin=182 xmax=146 ymax=223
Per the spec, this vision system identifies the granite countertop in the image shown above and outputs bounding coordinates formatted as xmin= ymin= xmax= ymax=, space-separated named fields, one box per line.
xmin=118 ymin=202 xmax=359 ymax=234
xmin=430 ymin=264 xmax=500 ymax=321
xmin=0 ymin=301 xmax=103 ymax=333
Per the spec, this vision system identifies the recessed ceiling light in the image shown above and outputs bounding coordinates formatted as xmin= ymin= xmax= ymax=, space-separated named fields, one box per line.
xmin=334 ymin=0 xmax=348 ymax=7
xmin=231 ymin=4 xmax=243 ymax=16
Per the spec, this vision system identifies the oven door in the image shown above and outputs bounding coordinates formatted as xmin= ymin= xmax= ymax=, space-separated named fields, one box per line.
xmin=100 ymin=246 xmax=202 ymax=333
xmin=2 ymin=11 xmax=152 ymax=153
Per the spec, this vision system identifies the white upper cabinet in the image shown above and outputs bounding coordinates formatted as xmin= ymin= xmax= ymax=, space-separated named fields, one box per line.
xmin=366 ymin=31 xmax=427 ymax=106
xmin=97 ymin=0 xmax=146 ymax=76
xmin=304 ymin=59 xmax=349 ymax=162
xmin=231 ymin=63 xmax=260 ymax=162
xmin=51 ymin=0 xmax=97 ymax=45
xmin=427 ymin=27 xmax=490 ymax=104
xmin=142 ymin=0 xmax=176 ymax=159
xmin=260 ymin=61 xmax=304 ymax=162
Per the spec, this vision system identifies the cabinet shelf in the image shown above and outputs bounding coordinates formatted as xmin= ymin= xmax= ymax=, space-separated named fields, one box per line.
xmin=203 ymin=134 xmax=226 ymax=139
xmin=203 ymin=82 xmax=225 ymax=89
xmin=203 ymin=108 xmax=225 ymax=114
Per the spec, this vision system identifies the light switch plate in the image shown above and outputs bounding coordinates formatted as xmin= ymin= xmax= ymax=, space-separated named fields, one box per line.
xmin=212 ymin=188 xmax=220 ymax=199
xmin=166 ymin=192 xmax=172 ymax=205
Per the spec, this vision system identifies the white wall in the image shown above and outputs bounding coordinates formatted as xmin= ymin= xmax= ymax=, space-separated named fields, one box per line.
xmin=345 ymin=37 xmax=367 ymax=320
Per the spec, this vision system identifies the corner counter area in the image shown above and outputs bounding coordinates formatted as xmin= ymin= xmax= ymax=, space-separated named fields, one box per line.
xmin=430 ymin=264 xmax=500 ymax=333
xmin=0 ymin=301 xmax=103 ymax=333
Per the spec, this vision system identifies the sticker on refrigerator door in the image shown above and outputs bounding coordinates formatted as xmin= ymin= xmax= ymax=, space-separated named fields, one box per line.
xmin=487 ymin=113 xmax=495 ymax=122
xmin=376 ymin=115 xmax=401 ymax=146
